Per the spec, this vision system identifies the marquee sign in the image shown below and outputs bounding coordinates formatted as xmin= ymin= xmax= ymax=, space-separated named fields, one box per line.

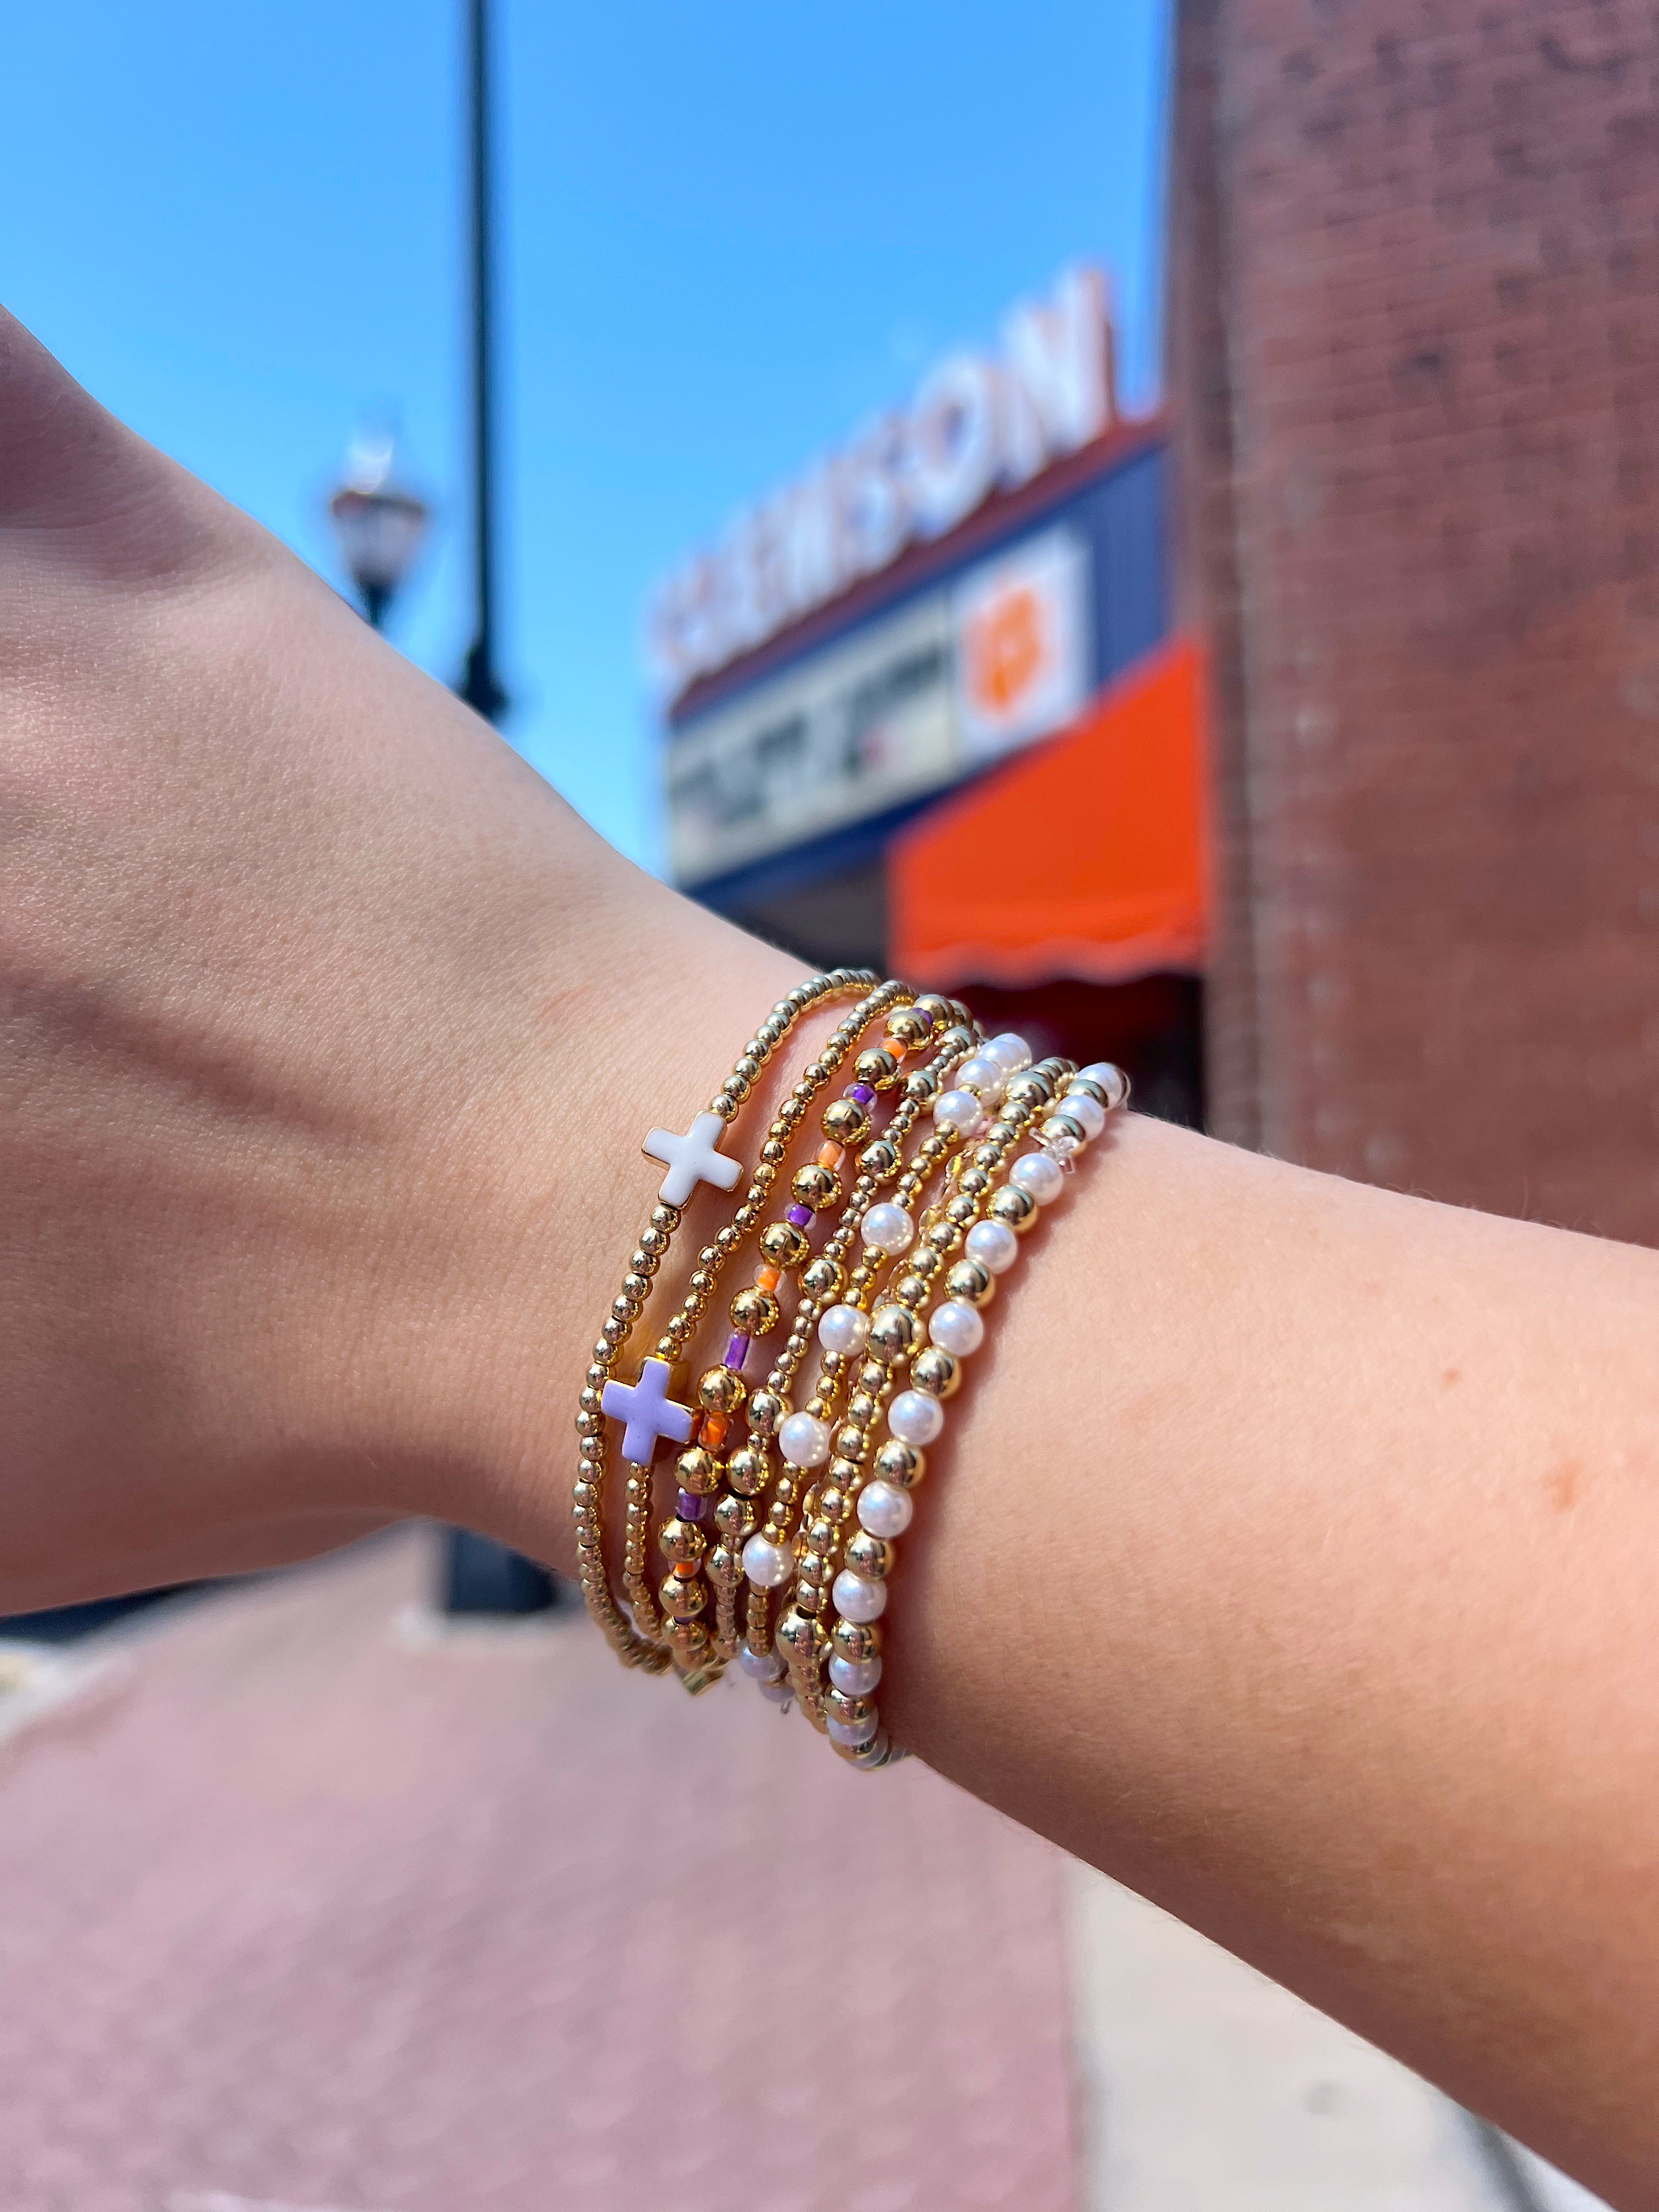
xmin=650 ymin=266 xmax=1114 ymax=696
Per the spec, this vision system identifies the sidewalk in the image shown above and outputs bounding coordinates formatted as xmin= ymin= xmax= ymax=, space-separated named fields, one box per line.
xmin=0 ymin=1530 xmax=1077 ymax=2212
xmin=0 ymin=1531 xmax=1607 ymax=2212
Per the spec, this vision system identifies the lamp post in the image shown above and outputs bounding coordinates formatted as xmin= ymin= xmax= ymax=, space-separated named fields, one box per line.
xmin=457 ymin=0 xmax=509 ymax=723
xmin=326 ymin=427 xmax=431 ymax=630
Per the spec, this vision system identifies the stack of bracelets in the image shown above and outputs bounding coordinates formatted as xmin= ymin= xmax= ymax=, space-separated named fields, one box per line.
xmin=573 ymin=968 xmax=1128 ymax=1767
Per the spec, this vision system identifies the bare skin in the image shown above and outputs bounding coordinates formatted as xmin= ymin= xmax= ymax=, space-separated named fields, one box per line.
xmin=3 ymin=310 xmax=1657 ymax=2204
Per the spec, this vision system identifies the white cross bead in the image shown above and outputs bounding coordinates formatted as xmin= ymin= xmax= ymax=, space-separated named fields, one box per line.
xmin=600 ymin=1358 xmax=696 ymax=1465
xmin=643 ymin=1111 xmax=743 ymax=1206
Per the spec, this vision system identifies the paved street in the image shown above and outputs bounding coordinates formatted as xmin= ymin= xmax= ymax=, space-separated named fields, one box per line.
xmin=0 ymin=1532 xmax=1606 ymax=2212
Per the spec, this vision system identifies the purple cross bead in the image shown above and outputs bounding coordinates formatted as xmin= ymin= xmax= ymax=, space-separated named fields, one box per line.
xmin=600 ymin=1357 xmax=696 ymax=1465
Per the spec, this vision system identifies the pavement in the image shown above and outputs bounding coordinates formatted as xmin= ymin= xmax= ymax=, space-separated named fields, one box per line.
xmin=0 ymin=1528 xmax=1609 ymax=2212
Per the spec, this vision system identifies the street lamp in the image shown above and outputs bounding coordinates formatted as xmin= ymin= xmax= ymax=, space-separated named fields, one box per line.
xmin=327 ymin=426 xmax=432 ymax=630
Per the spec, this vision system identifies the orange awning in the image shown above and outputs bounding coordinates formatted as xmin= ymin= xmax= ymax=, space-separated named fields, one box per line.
xmin=888 ymin=639 xmax=1209 ymax=989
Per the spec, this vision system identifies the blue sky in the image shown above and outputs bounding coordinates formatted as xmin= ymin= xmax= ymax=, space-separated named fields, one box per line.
xmin=5 ymin=0 xmax=1168 ymax=868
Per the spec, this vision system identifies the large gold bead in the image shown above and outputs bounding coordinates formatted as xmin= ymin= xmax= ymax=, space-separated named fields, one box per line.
xmin=801 ymin=1254 xmax=844 ymax=1300
xmin=911 ymin=1346 xmax=961 ymax=1400
xmin=945 ymin=1259 xmax=995 ymax=1307
xmin=845 ymin=1530 xmax=893 ymax=1581
xmin=747 ymin=1389 xmax=786 ymax=1437
xmin=792 ymin=1162 xmax=843 ymax=1210
xmin=989 ymin=1183 xmax=1038 ymax=1233
xmin=831 ymin=1616 xmax=882 ymax=1664
xmin=729 ymin=1285 xmax=781 ymax=1337
xmin=776 ymin=1606 xmax=825 ymax=1659
xmin=859 ymin=1138 xmax=899 ymax=1178
xmin=726 ymin=1444 xmax=769 ymax=1496
xmin=884 ymin=1005 xmax=931 ymax=1049
xmin=760 ymin=1219 xmax=809 ymax=1268
xmin=675 ymin=1444 xmax=720 ymax=1494
xmin=706 ymin=1542 xmax=742 ymax=1588
xmin=659 ymin=1517 xmax=707 ymax=1567
xmin=660 ymin=1572 xmax=707 ymax=1621
xmin=874 ymin=1438 xmax=926 ymax=1488
xmin=854 ymin=1046 xmax=900 ymax=1091
xmin=945 ymin=1193 xmax=978 ymax=1227
xmin=822 ymin=1096 xmax=871 ymax=1145
xmin=713 ymin=1492 xmax=755 ymax=1541
xmin=699 ymin=1364 xmax=747 ymax=1413
xmin=867 ymin=1303 xmax=919 ymax=1362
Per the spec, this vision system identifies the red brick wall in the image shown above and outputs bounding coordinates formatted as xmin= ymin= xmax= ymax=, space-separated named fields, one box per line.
xmin=1170 ymin=0 xmax=1659 ymax=1238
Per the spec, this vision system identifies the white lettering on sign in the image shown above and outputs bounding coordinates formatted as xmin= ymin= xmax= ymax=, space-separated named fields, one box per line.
xmin=650 ymin=266 xmax=1113 ymax=695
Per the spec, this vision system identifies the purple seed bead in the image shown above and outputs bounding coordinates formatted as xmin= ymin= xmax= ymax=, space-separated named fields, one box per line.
xmin=676 ymin=1490 xmax=707 ymax=1521
xmin=725 ymin=1333 xmax=752 ymax=1372
xmin=785 ymin=1203 xmax=814 ymax=1228
xmin=849 ymin=1082 xmax=877 ymax=1105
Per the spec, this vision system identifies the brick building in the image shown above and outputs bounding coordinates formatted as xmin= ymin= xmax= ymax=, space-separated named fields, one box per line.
xmin=1170 ymin=0 xmax=1659 ymax=1236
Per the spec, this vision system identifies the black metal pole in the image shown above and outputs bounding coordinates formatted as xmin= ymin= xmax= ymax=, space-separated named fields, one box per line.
xmin=458 ymin=0 xmax=509 ymax=724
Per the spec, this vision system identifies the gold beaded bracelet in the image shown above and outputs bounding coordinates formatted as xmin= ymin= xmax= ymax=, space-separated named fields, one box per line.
xmin=572 ymin=967 xmax=880 ymax=1673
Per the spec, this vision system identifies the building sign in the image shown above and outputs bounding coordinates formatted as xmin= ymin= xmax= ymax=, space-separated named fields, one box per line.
xmin=668 ymin=524 xmax=1091 ymax=884
xmin=650 ymin=266 xmax=1113 ymax=695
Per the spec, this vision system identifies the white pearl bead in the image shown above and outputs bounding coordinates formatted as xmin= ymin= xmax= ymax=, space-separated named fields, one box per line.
xmin=933 ymin=1088 xmax=988 ymax=1138
xmin=817 ymin=1303 xmax=871 ymax=1356
xmin=928 ymin=1297 xmax=985 ymax=1356
xmin=888 ymin=1389 xmax=945 ymax=1446
xmin=986 ymin=1031 xmax=1034 ymax=1074
xmin=1012 ymin=1150 xmax=1065 ymax=1205
xmin=832 ymin=1568 xmax=888 ymax=1623
xmin=828 ymin=1652 xmax=883 ymax=1696
xmin=1063 ymin=1089 xmax=1107 ymax=1139
xmin=759 ymin=1679 xmax=794 ymax=1707
xmin=860 ymin=1201 xmax=915 ymax=1255
xmin=955 ymin=1053 xmax=1006 ymax=1102
xmin=828 ymin=1712 xmax=880 ymax=1747
xmin=742 ymin=1534 xmax=794 ymax=1588
xmin=777 ymin=1411 xmax=831 ymax=1468
xmin=964 ymin=1217 xmax=1020 ymax=1274
xmin=857 ymin=1479 xmax=914 ymax=1538
xmin=738 ymin=1644 xmax=786 ymax=1681
xmin=1080 ymin=1060 xmax=1129 ymax=1109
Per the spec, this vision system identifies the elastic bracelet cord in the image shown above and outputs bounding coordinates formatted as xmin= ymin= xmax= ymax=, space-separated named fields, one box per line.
xmin=572 ymin=968 xmax=879 ymax=1672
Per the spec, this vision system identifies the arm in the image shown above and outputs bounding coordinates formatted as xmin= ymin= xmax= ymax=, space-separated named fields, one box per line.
xmin=4 ymin=311 xmax=1655 ymax=2204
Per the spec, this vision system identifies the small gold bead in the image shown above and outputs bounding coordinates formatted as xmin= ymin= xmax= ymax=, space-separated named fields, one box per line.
xmin=829 ymin=1455 xmax=861 ymax=1487
xmin=650 ymin=1204 xmax=679 ymax=1232
xmin=913 ymin=992 xmax=953 ymax=1028
xmin=847 ymin=1392 xmax=879 ymax=1427
xmin=826 ymin=1688 xmax=876 ymax=1729
xmin=857 ymin=1359 xmax=888 ymax=1395
xmin=819 ymin=1486 xmax=846 ymax=1520
xmin=925 ymin=1222 xmax=956 ymax=1252
xmin=884 ymin=1006 xmax=930 ymax=1049
xmin=893 ymin=1271 xmax=930 ymax=1307
xmin=989 ymin=1184 xmax=1038 ymax=1233
xmin=944 ymin=1193 xmax=978 ymax=1227
xmin=623 ymin=1272 xmax=651 ymax=1303
xmin=859 ymin=1138 xmax=899 ymax=1179
xmin=572 ymin=1481 xmax=599 ymax=1511
xmin=660 ymin=1572 xmax=707 ymax=1621
xmin=806 ymin=1516 xmax=836 ymax=1551
xmin=845 ymin=1530 xmax=893 ymax=1580
xmin=748 ymin=1388 xmax=787 ymax=1437
xmin=834 ymin=1423 xmax=865 ymax=1460
xmin=911 ymin=1345 xmax=961 ymax=1399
